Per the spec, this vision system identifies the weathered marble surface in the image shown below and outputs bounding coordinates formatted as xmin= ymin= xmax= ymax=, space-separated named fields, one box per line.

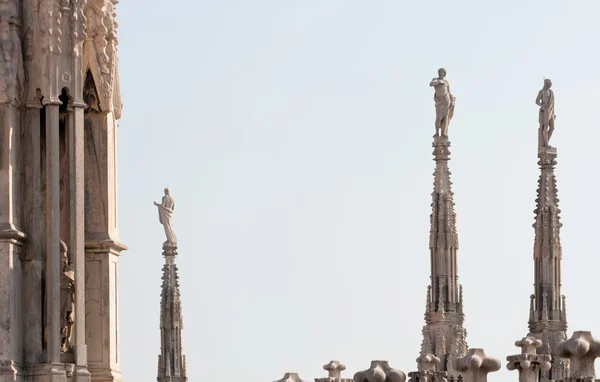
xmin=556 ymin=331 xmax=600 ymax=379
xmin=0 ymin=0 xmax=124 ymax=381
xmin=453 ymin=349 xmax=500 ymax=382
xmin=354 ymin=361 xmax=406 ymax=382
xmin=275 ymin=373 xmax=308 ymax=382
xmin=506 ymin=336 xmax=551 ymax=382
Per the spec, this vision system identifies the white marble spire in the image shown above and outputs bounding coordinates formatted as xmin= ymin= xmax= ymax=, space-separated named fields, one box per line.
xmin=157 ymin=238 xmax=187 ymax=382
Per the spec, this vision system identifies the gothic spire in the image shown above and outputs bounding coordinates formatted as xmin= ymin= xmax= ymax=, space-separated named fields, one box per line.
xmin=157 ymin=242 xmax=188 ymax=382
xmin=529 ymin=80 xmax=569 ymax=380
xmin=417 ymin=136 xmax=468 ymax=377
xmin=527 ymin=146 xmax=569 ymax=381
xmin=429 ymin=136 xmax=460 ymax=314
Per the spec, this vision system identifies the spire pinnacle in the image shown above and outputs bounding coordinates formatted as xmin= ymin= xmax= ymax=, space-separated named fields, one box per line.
xmin=418 ymin=133 xmax=468 ymax=379
xmin=157 ymin=243 xmax=187 ymax=382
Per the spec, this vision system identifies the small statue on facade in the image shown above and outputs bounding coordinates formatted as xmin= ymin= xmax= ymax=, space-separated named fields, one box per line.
xmin=154 ymin=188 xmax=177 ymax=244
xmin=536 ymin=78 xmax=556 ymax=150
xmin=430 ymin=68 xmax=456 ymax=138
xmin=59 ymin=240 xmax=75 ymax=352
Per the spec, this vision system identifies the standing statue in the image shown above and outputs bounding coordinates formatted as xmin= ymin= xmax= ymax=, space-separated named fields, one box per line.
xmin=59 ymin=240 xmax=75 ymax=352
xmin=429 ymin=68 xmax=456 ymax=137
xmin=536 ymin=78 xmax=556 ymax=150
xmin=154 ymin=188 xmax=177 ymax=244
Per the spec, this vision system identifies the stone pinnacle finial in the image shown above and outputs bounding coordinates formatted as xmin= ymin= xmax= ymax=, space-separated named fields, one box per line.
xmin=556 ymin=331 xmax=600 ymax=379
xmin=454 ymin=349 xmax=501 ymax=382
xmin=507 ymin=336 xmax=551 ymax=382
xmin=416 ymin=353 xmax=441 ymax=372
xmin=354 ymin=361 xmax=406 ymax=382
xmin=275 ymin=372 xmax=308 ymax=382
xmin=324 ymin=361 xmax=346 ymax=379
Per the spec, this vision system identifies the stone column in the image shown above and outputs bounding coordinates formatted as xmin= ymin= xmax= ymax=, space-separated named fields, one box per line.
xmin=22 ymin=102 xmax=44 ymax=368
xmin=69 ymin=103 xmax=91 ymax=382
xmin=44 ymin=102 xmax=63 ymax=368
xmin=0 ymin=103 xmax=25 ymax=381
xmin=85 ymin=241 xmax=126 ymax=382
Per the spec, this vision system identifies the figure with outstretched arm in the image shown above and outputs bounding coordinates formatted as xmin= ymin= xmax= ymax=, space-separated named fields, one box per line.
xmin=154 ymin=188 xmax=177 ymax=244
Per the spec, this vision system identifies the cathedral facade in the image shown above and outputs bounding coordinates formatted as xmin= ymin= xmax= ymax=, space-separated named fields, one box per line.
xmin=0 ymin=1 xmax=123 ymax=381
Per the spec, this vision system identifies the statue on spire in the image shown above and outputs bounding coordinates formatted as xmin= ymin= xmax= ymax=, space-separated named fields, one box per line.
xmin=430 ymin=68 xmax=456 ymax=138
xmin=536 ymin=78 xmax=556 ymax=151
xmin=154 ymin=188 xmax=177 ymax=244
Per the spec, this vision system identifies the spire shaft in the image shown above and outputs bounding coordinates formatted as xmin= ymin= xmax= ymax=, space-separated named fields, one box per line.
xmin=528 ymin=147 xmax=569 ymax=381
xmin=157 ymin=243 xmax=188 ymax=382
xmin=419 ymin=136 xmax=467 ymax=377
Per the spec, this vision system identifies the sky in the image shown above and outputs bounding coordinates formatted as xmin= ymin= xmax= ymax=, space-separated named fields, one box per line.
xmin=115 ymin=1 xmax=600 ymax=381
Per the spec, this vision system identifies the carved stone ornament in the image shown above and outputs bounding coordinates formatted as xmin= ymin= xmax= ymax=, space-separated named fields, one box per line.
xmin=0 ymin=0 xmax=24 ymax=104
xmin=82 ymin=0 xmax=122 ymax=118
xmin=274 ymin=373 xmax=308 ymax=382
xmin=453 ymin=349 xmax=500 ymax=382
xmin=59 ymin=240 xmax=75 ymax=352
xmin=354 ymin=361 xmax=406 ymax=382
xmin=556 ymin=331 xmax=600 ymax=379
xmin=506 ymin=336 xmax=551 ymax=382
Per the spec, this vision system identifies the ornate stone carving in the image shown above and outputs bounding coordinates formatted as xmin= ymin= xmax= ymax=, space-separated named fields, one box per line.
xmin=409 ymin=354 xmax=447 ymax=382
xmin=453 ymin=349 xmax=500 ymax=382
xmin=354 ymin=361 xmax=406 ymax=382
xmin=59 ymin=240 xmax=75 ymax=352
xmin=315 ymin=361 xmax=353 ymax=382
xmin=154 ymin=188 xmax=177 ymax=244
xmin=506 ymin=336 xmax=551 ymax=382
xmin=0 ymin=0 xmax=23 ymax=104
xmin=536 ymin=79 xmax=555 ymax=151
xmin=82 ymin=0 xmax=121 ymax=117
xmin=71 ymin=0 xmax=87 ymax=56
xmin=429 ymin=68 xmax=456 ymax=138
xmin=275 ymin=373 xmax=308 ymax=382
xmin=556 ymin=331 xmax=600 ymax=379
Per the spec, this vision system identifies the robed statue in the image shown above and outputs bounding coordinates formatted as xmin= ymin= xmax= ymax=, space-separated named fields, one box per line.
xmin=429 ymin=68 xmax=456 ymax=138
xmin=536 ymin=78 xmax=556 ymax=150
xmin=154 ymin=188 xmax=177 ymax=244
xmin=59 ymin=240 xmax=75 ymax=352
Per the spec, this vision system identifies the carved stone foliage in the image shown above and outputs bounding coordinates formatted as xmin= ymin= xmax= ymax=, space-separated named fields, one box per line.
xmin=59 ymin=240 xmax=75 ymax=353
xmin=274 ymin=373 xmax=308 ymax=382
xmin=556 ymin=331 xmax=600 ymax=379
xmin=82 ymin=0 xmax=121 ymax=118
xmin=315 ymin=361 xmax=353 ymax=382
xmin=0 ymin=0 xmax=24 ymax=104
xmin=354 ymin=361 xmax=406 ymax=382
xmin=506 ymin=336 xmax=551 ymax=382
xmin=453 ymin=349 xmax=500 ymax=382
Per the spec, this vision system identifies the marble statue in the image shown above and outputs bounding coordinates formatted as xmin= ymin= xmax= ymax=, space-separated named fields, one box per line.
xmin=536 ymin=79 xmax=555 ymax=150
xmin=60 ymin=240 xmax=75 ymax=352
xmin=430 ymin=68 xmax=456 ymax=137
xmin=154 ymin=188 xmax=177 ymax=244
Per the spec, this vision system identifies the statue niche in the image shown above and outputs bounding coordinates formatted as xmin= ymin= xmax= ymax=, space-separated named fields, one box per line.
xmin=60 ymin=240 xmax=75 ymax=352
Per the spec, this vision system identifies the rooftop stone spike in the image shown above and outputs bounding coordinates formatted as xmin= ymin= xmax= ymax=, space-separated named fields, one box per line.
xmin=416 ymin=135 xmax=468 ymax=379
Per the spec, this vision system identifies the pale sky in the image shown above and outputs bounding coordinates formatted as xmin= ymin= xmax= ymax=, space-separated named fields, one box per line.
xmin=116 ymin=1 xmax=600 ymax=381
